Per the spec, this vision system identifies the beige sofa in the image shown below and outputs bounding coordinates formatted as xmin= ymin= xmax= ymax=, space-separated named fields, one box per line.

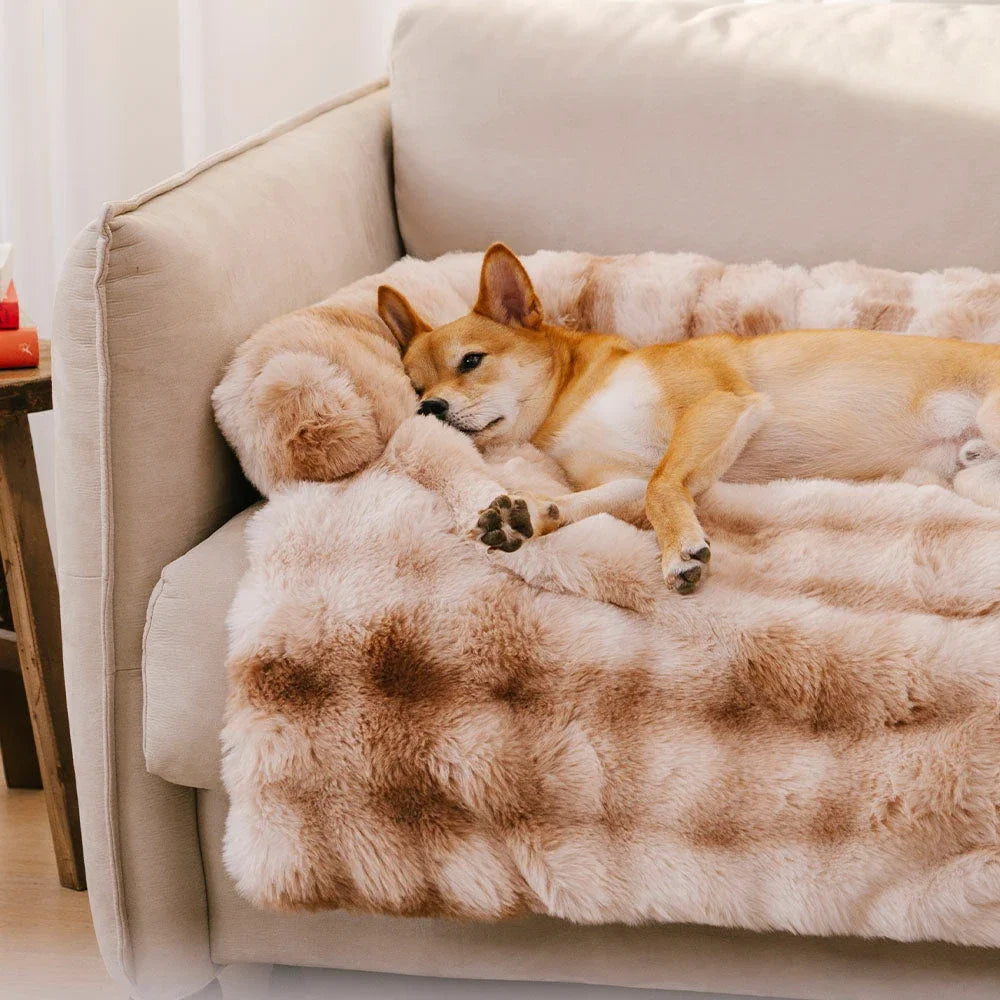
xmin=52 ymin=3 xmax=1000 ymax=999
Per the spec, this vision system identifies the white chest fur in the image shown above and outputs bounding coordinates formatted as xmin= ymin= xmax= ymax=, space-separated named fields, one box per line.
xmin=546 ymin=358 xmax=667 ymax=487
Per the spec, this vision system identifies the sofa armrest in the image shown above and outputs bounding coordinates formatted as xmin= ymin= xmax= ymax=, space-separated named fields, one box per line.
xmin=52 ymin=80 xmax=401 ymax=1000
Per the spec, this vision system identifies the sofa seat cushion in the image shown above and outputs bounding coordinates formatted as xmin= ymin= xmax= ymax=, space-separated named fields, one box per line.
xmin=143 ymin=505 xmax=260 ymax=789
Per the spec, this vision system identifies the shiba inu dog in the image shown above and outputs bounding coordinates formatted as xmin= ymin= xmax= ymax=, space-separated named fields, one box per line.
xmin=378 ymin=243 xmax=1000 ymax=593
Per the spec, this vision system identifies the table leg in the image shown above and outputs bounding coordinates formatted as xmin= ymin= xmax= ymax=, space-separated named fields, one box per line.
xmin=0 ymin=412 xmax=85 ymax=889
xmin=0 ymin=632 xmax=43 ymax=787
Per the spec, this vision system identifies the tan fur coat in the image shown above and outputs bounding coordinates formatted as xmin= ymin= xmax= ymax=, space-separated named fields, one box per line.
xmin=217 ymin=251 xmax=1000 ymax=946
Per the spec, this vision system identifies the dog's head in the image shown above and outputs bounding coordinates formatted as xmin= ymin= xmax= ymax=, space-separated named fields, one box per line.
xmin=377 ymin=244 xmax=557 ymax=446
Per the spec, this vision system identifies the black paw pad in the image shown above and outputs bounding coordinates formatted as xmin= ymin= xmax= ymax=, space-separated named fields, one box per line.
xmin=690 ymin=545 xmax=711 ymax=564
xmin=475 ymin=494 xmax=539 ymax=552
xmin=508 ymin=499 xmax=534 ymax=537
xmin=477 ymin=509 xmax=502 ymax=532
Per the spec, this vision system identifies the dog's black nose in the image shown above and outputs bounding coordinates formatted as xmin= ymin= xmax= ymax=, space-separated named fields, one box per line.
xmin=417 ymin=397 xmax=449 ymax=419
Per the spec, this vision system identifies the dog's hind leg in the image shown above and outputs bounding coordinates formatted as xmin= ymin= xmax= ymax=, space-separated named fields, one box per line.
xmin=974 ymin=388 xmax=1000 ymax=450
xmin=647 ymin=390 xmax=772 ymax=593
xmin=954 ymin=390 xmax=1000 ymax=509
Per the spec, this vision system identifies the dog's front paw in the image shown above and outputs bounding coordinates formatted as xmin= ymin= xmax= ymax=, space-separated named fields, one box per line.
xmin=474 ymin=494 xmax=561 ymax=552
xmin=662 ymin=538 xmax=711 ymax=595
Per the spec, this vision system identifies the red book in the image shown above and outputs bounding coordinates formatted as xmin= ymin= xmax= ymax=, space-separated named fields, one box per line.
xmin=0 ymin=325 xmax=39 ymax=368
xmin=0 ymin=281 xmax=18 ymax=330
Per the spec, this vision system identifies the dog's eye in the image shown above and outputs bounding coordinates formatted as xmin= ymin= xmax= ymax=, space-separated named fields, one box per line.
xmin=458 ymin=352 xmax=485 ymax=373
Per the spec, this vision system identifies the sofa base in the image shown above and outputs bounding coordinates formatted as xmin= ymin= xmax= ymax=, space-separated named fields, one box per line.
xmin=197 ymin=790 xmax=1000 ymax=1000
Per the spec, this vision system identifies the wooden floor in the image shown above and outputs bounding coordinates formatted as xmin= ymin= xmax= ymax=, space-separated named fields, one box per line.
xmin=0 ymin=780 xmax=128 ymax=999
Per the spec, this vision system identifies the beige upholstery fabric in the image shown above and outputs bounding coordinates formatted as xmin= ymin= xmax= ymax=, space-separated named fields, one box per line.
xmin=196 ymin=787 xmax=1000 ymax=1000
xmin=392 ymin=1 xmax=1000 ymax=270
xmin=53 ymin=81 xmax=401 ymax=1000
xmin=143 ymin=508 xmax=257 ymax=791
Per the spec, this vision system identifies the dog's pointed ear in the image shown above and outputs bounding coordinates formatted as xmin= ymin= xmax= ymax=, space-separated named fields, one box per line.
xmin=474 ymin=243 xmax=544 ymax=329
xmin=377 ymin=285 xmax=430 ymax=352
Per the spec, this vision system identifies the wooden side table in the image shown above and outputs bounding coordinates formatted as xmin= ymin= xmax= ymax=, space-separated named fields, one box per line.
xmin=0 ymin=341 xmax=85 ymax=889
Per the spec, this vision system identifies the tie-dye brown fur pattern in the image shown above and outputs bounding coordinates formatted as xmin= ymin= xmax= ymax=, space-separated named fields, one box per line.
xmin=222 ymin=416 xmax=1000 ymax=944
xmin=217 ymin=251 xmax=1000 ymax=945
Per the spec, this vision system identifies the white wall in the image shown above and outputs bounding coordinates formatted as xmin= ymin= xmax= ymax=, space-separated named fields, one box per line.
xmin=0 ymin=0 xmax=408 ymax=549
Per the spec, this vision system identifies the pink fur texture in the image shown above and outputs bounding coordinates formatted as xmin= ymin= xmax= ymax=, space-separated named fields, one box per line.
xmin=217 ymin=252 xmax=1000 ymax=944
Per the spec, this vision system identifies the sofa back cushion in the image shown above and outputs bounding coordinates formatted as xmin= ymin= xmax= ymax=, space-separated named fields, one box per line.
xmin=391 ymin=0 xmax=1000 ymax=271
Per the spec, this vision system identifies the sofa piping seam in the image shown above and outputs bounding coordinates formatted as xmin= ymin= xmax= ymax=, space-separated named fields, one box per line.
xmin=94 ymin=202 xmax=130 ymax=984
xmin=193 ymin=789 xmax=215 ymax=968
xmin=102 ymin=77 xmax=387 ymax=226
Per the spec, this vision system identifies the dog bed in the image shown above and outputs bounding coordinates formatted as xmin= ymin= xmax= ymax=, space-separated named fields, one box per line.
xmin=216 ymin=251 xmax=1000 ymax=946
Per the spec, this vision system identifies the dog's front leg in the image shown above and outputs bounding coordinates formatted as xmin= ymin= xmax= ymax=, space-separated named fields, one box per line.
xmin=556 ymin=478 xmax=650 ymax=526
xmin=474 ymin=478 xmax=649 ymax=551
xmin=647 ymin=390 xmax=771 ymax=593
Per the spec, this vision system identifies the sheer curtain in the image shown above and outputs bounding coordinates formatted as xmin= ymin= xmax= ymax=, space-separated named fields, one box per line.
xmin=0 ymin=0 xmax=407 ymax=535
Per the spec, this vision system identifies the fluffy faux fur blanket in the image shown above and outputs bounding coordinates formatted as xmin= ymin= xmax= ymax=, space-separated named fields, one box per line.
xmin=219 ymin=251 xmax=1000 ymax=947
